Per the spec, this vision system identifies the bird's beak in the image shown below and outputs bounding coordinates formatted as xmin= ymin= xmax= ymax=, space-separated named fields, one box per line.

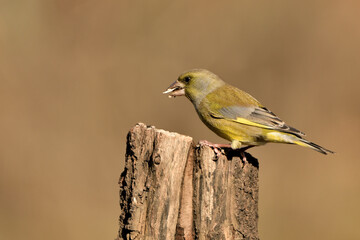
xmin=163 ymin=81 xmax=185 ymax=98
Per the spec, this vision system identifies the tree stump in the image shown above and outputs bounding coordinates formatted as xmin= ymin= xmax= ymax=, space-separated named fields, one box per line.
xmin=117 ymin=123 xmax=259 ymax=240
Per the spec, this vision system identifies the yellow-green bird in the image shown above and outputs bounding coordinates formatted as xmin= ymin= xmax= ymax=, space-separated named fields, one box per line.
xmin=163 ymin=69 xmax=333 ymax=157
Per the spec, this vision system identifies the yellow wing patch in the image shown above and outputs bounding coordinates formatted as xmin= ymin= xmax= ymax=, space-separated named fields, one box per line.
xmin=232 ymin=117 xmax=272 ymax=129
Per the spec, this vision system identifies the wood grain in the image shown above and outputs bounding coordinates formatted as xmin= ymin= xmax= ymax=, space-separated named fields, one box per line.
xmin=118 ymin=123 xmax=259 ymax=240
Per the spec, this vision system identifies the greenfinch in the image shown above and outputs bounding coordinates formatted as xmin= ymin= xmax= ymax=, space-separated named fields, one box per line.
xmin=163 ymin=69 xmax=333 ymax=155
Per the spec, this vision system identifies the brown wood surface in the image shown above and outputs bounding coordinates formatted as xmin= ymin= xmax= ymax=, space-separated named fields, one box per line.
xmin=118 ymin=123 xmax=259 ymax=240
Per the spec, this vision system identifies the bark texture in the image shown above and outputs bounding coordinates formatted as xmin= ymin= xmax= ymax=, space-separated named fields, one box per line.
xmin=118 ymin=123 xmax=259 ymax=240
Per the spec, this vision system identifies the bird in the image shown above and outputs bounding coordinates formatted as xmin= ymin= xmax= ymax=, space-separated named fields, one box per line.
xmin=163 ymin=69 xmax=333 ymax=159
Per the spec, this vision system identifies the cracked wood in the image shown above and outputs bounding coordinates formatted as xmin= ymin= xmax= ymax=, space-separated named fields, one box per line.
xmin=118 ymin=123 xmax=259 ymax=240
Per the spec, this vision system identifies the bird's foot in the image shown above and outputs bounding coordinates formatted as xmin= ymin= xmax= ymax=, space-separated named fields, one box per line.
xmin=238 ymin=145 xmax=255 ymax=162
xmin=240 ymin=151 xmax=247 ymax=162
xmin=199 ymin=140 xmax=231 ymax=161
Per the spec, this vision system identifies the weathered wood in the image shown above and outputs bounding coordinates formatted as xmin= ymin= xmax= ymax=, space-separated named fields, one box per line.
xmin=193 ymin=146 xmax=259 ymax=240
xmin=118 ymin=123 xmax=259 ymax=240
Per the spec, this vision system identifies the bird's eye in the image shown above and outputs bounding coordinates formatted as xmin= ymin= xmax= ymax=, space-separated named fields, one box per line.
xmin=184 ymin=76 xmax=191 ymax=83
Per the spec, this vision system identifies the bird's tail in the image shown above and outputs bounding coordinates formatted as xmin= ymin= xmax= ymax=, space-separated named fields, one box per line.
xmin=292 ymin=138 xmax=334 ymax=155
xmin=266 ymin=131 xmax=334 ymax=155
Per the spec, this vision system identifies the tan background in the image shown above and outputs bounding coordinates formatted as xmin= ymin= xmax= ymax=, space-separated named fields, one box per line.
xmin=1 ymin=1 xmax=359 ymax=239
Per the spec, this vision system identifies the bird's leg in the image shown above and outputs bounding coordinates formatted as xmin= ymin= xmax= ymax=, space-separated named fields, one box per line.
xmin=231 ymin=140 xmax=256 ymax=162
xmin=238 ymin=145 xmax=255 ymax=162
xmin=199 ymin=140 xmax=255 ymax=161
xmin=199 ymin=140 xmax=231 ymax=160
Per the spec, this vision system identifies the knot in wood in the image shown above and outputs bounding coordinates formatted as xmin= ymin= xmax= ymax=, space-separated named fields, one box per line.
xmin=152 ymin=152 xmax=161 ymax=165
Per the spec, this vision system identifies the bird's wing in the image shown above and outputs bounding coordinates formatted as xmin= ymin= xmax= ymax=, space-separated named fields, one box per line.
xmin=211 ymin=105 xmax=305 ymax=136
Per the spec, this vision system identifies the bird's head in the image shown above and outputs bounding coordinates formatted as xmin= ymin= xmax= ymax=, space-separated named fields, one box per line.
xmin=163 ymin=69 xmax=225 ymax=104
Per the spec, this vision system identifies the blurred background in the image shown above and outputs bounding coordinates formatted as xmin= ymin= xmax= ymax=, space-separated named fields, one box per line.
xmin=0 ymin=0 xmax=359 ymax=239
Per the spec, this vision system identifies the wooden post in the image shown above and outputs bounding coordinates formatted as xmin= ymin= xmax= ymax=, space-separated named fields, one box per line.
xmin=117 ymin=123 xmax=259 ymax=240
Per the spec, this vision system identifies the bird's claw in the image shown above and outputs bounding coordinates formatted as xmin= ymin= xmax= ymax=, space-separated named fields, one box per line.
xmin=199 ymin=140 xmax=228 ymax=161
xmin=240 ymin=151 xmax=247 ymax=162
xmin=199 ymin=140 xmax=253 ymax=162
xmin=211 ymin=147 xmax=223 ymax=161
